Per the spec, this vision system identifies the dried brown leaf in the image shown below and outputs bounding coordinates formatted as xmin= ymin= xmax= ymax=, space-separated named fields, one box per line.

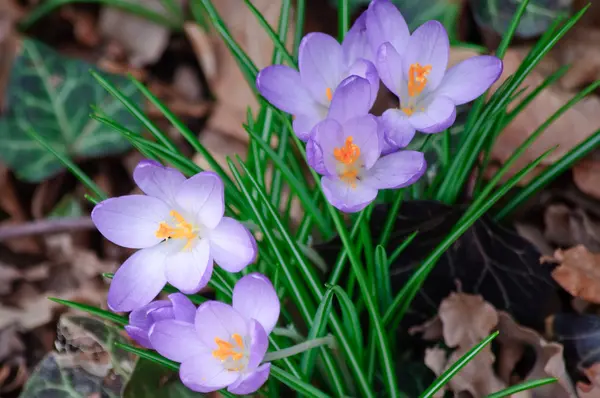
xmin=439 ymin=292 xmax=498 ymax=347
xmin=552 ymin=245 xmax=600 ymax=304
xmin=573 ymin=157 xmax=600 ymax=201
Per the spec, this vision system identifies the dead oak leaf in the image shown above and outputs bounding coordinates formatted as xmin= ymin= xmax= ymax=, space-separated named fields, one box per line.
xmin=439 ymin=292 xmax=499 ymax=347
xmin=552 ymin=245 xmax=600 ymax=304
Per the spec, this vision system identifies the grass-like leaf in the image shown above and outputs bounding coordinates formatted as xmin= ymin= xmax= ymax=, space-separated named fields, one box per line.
xmin=485 ymin=378 xmax=557 ymax=398
xmin=48 ymin=297 xmax=127 ymax=326
xmin=270 ymin=365 xmax=332 ymax=398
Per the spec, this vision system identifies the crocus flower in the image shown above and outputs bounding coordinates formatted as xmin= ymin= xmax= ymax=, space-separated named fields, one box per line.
xmin=256 ymin=16 xmax=379 ymax=140
xmin=149 ymin=273 xmax=280 ymax=395
xmin=91 ymin=160 xmax=257 ymax=312
xmin=306 ymin=78 xmax=426 ymax=212
xmin=373 ymin=18 xmax=503 ymax=149
xmin=125 ymin=293 xmax=196 ymax=349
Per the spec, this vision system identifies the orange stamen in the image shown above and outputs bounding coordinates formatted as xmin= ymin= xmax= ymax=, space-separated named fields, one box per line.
xmin=155 ymin=210 xmax=197 ymax=250
xmin=212 ymin=334 xmax=245 ymax=362
xmin=326 ymin=87 xmax=333 ymax=101
xmin=340 ymin=169 xmax=359 ymax=188
xmin=333 ymin=137 xmax=361 ymax=165
xmin=407 ymin=62 xmax=432 ymax=97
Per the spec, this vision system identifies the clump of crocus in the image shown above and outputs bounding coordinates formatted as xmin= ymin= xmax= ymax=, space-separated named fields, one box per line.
xmin=256 ymin=16 xmax=379 ymax=140
xmin=149 ymin=273 xmax=280 ymax=395
xmin=91 ymin=160 xmax=257 ymax=312
xmin=307 ymin=77 xmax=426 ymax=212
xmin=125 ymin=293 xmax=196 ymax=349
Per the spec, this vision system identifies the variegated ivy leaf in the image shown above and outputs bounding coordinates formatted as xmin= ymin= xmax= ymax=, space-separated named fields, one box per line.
xmin=0 ymin=39 xmax=141 ymax=182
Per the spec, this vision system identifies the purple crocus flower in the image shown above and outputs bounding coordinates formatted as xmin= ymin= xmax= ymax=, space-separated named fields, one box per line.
xmin=367 ymin=1 xmax=503 ymax=149
xmin=256 ymin=15 xmax=378 ymax=140
xmin=125 ymin=293 xmax=196 ymax=349
xmin=149 ymin=273 xmax=280 ymax=395
xmin=91 ymin=160 xmax=257 ymax=312
xmin=306 ymin=80 xmax=426 ymax=212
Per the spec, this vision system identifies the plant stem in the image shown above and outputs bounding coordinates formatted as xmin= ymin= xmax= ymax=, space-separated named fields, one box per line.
xmin=263 ymin=336 xmax=335 ymax=362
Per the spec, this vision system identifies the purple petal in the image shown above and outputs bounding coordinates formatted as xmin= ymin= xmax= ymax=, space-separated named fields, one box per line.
xmin=381 ymin=109 xmax=416 ymax=149
xmin=299 ymin=33 xmax=344 ymax=105
xmin=366 ymin=0 xmax=409 ymax=54
xmin=180 ymin=352 xmax=238 ymax=393
xmin=125 ymin=325 xmax=152 ymax=349
xmin=232 ymin=273 xmax=280 ymax=334
xmin=169 ymin=293 xmax=196 ymax=323
xmin=342 ymin=13 xmax=373 ymax=65
xmin=149 ymin=306 xmax=175 ymax=322
xmin=327 ymin=76 xmax=372 ymax=123
xmin=128 ymin=300 xmax=170 ymax=329
xmin=209 ymin=217 xmax=257 ymax=273
xmin=292 ymin=109 xmax=326 ymax=141
xmin=165 ymin=239 xmax=213 ymax=294
xmin=363 ymin=150 xmax=426 ymax=189
xmin=195 ymin=301 xmax=248 ymax=348
xmin=149 ymin=319 xmax=205 ymax=363
xmin=247 ymin=319 xmax=269 ymax=371
xmin=341 ymin=115 xmax=380 ymax=169
xmin=404 ymin=21 xmax=449 ymax=91
xmin=435 ymin=55 xmax=503 ymax=105
xmin=228 ymin=363 xmax=271 ymax=395
xmin=175 ymin=171 xmax=224 ymax=229
xmin=107 ymin=245 xmax=167 ymax=312
xmin=306 ymin=119 xmax=344 ymax=175
xmin=91 ymin=195 xmax=170 ymax=249
xmin=256 ymin=65 xmax=318 ymax=115
xmin=321 ymin=175 xmax=378 ymax=213
xmin=409 ymin=95 xmax=456 ymax=133
xmin=344 ymin=59 xmax=380 ymax=110
xmin=376 ymin=42 xmax=404 ymax=97
xmin=133 ymin=160 xmax=186 ymax=206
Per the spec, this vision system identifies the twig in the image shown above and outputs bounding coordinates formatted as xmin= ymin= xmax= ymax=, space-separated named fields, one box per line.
xmin=0 ymin=217 xmax=95 ymax=241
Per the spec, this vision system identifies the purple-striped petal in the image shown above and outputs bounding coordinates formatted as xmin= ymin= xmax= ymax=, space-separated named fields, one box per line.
xmin=403 ymin=21 xmax=449 ymax=91
xmin=299 ymin=33 xmax=344 ymax=105
xmin=209 ymin=217 xmax=257 ymax=273
xmin=232 ymin=273 xmax=280 ymax=334
xmin=409 ymin=96 xmax=456 ymax=133
xmin=342 ymin=13 xmax=373 ymax=65
xmin=195 ymin=302 xmax=248 ymax=348
xmin=133 ymin=160 xmax=186 ymax=206
xmin=175 ymin=171 xmax=224 ymax=229
xmin=321 ymin=175 xmax=378 ymax=213
xmin=247 ymin=319 xmax=269 ymax=371
xmin=366 ymin=0 xmax=409 ymax=54
xmin=376 ymin=42 xmax=404 ymax=97
xmin=165 ymin=239 xmax=213 ymax=294
xmin=149 ymin=320 xmax=205 ymax=363
xmin=169 ymin=293 xmax=196 ymax=323
xmin=434 ymin=55 xmax=503 ymax=105
xmin=381 ymin=109 xmax=416 ymax=149
xmin=341 ymin=115 xmax=380 ymax=169
xmin=91 ymin=195 xmax=169 ymax=249
xmin=327 ymin=76 xmax=372 ymax=123
xmin=107 ymin=245 xmax=167 ymax=312
xmin=180 ymin=352 xmax=238 ymax=393
xmin=363 ymin=150 xmax=426 ymax=189
xmin=256 ymin=65 xmax=318 ymax=116
xmin=228 ymin=364 xmax=271 ymax=395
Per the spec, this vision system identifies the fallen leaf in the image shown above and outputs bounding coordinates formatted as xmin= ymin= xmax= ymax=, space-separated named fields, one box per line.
xmin=439 ymin=292 xmax=498 ymax=347
xmin=573 ymin=156 xmax=600 ymax=201
xmin=551 ymin=245 xmax=600 ymax=304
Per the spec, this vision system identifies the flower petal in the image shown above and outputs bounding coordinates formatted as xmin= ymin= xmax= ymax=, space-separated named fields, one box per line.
xmin=292 ymin=108 xmax=327 ymax=141
xmin=247 ymin=319 xmax=269 ymax=370
xmin=256 ymin=65 xmax=317 ymax=115
xmin=376 ymin=42 xmax=404 ymax=97
xmin=133 ymin=159 xmax=186 ymax=206
xmin=381 ymin=109 xmax=416 ymax=149
xmin=341 ymin=115 xmax=380 ymax=169
xmin=128 ymin=300 xmax=170 ymax=329
xmin=342 ymin=13 xmax=373 ymax=65
xmin=91 ymin=195 xmax=170 ymax=249
xmin=435 ymin=55 xmax=503 ymax=105
xmin=321 ymin=175 xmax=378 ymax=213
xmin=299 ymin=32 xmax=344 ymax=105
xmin=366 ymin=0 xmax=409 ymax=55
xmin=403 ymin=21 xmax=449 ymax=91
xmin=125 ymin=325 xmax=152 ymax=349
xmin=209 ymin=217 xmax=257 ymax=273
xmin=232 ymin=273 xmax=280 ymax=334
xmin=195 ymin=301 xmax=248 ymax=348
xmin=169 ymin=293 xmax=196 ymax=323
xmin=363 ymin=150 xmax=426 ymax=189
xmin=107 ymin=245 xmax=167 ymax=312
xmin=175 ymin=171 xmax=224 ymax=229
xmin=327 ymin=76 xmax=372 ymax=124
xmin=165 ymin=239 xmax=213 ymax=294
xmin=149 ymin=320 xmax=206 ymax=362
xmin=409 ymin=95 xmax=456 ymax=133
xmin=344 ymin=59 xmax=380 ymax=110
xmin=228 ymin=363 xmax=271 ymax=395
xmin=180 ymin=352 xmax=238 ymax=393
xmin=306 ymin=119 xmax=344 ymax=175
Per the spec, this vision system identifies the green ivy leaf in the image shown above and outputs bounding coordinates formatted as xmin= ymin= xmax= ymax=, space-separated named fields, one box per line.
xmin=0 ymin=39 xmax=141 ymax=182
xmin=123 ymin=359 xmax=208 ymax=398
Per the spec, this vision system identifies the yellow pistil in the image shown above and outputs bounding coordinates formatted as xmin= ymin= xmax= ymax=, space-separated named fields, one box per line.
xmin=326 ymin=87 xmax=333 ymax=101
xmin=155 ymin=210 xmax=197 ymax=250
xmin=333 ymin=137 xmax=361 ymax=165
xmin=340 ymin=169 xmax=359 ymax=188
xmin=212 ymin=334 xmax=245 ymax=363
